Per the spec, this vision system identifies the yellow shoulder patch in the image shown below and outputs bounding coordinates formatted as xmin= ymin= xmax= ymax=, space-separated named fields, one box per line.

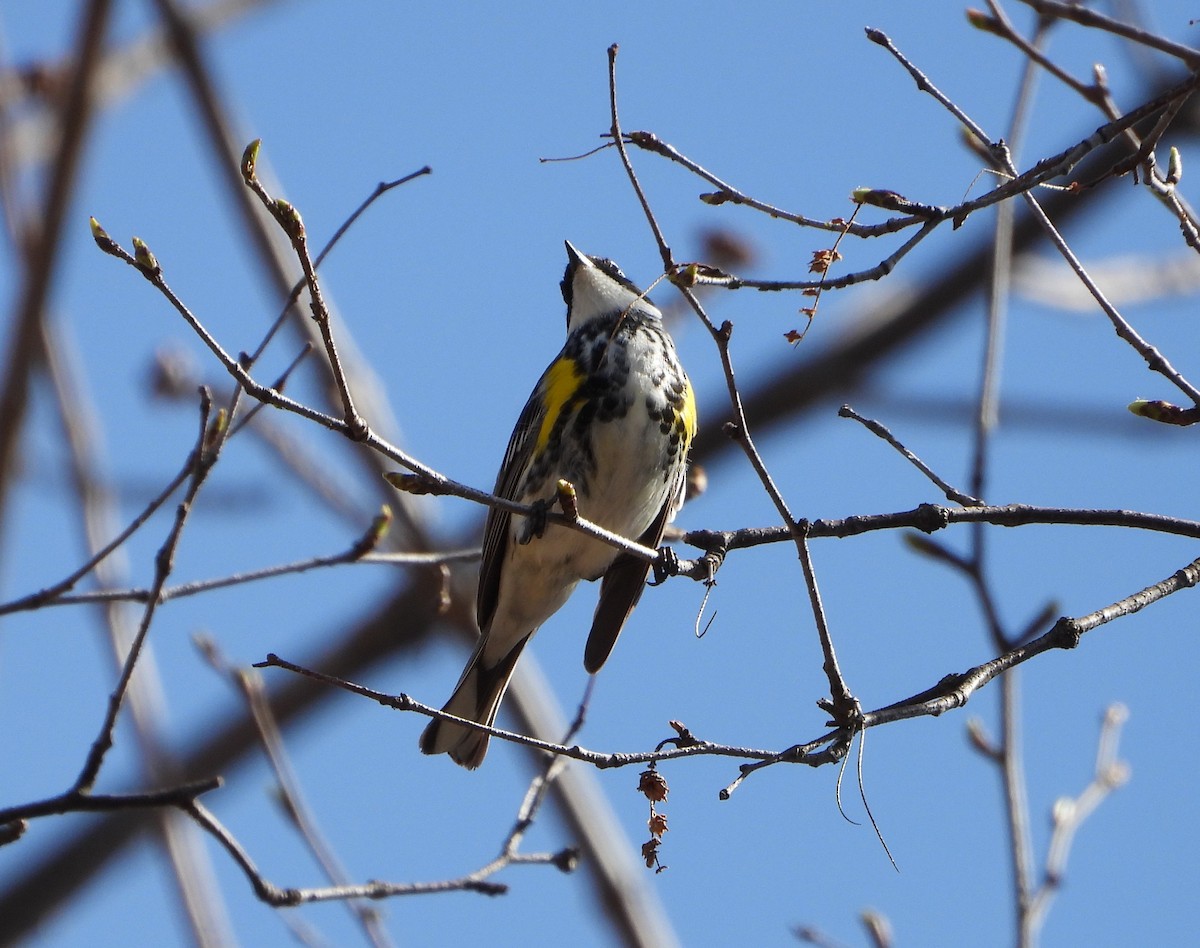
xmin=536 ymin=357 xmax=584 ymax=453
xmin=680 ymin=379 xmax=698 ymax=442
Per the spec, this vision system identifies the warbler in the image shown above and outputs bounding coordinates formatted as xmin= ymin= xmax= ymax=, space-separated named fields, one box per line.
xmin=420 ymin=241 xmax=696 ymax=768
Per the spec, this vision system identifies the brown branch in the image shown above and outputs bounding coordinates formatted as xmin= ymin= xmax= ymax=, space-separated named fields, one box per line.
xmin=0 ymin=0 xmax=112 ymax=548
xmin=1018 ymin=0 xmax=1200 ymax=66
xmin=0 ymin=778 xmax=221 ymax=825
xmin=74 ymin=393 xmax=220 ymax=792
xmin=608 ymin=44 xmax=857 ymax=724
xmin=255 ymin=554 xmax=1198 ymax=780
xmin=197 ymin=641 xmax=393 ymax=948
xmin=838 ymin=405 xmax=983 ymax=506
xmin=867 ymin=29 xmax=1200 ymax=405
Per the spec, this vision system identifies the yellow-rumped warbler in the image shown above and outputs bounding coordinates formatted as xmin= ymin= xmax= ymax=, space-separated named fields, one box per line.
xmin=420 ymin=241 xmax=696 ymax=768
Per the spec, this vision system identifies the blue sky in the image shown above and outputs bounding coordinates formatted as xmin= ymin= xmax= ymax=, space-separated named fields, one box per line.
xmin=3 ymin=2 xmax=1200 ymax=946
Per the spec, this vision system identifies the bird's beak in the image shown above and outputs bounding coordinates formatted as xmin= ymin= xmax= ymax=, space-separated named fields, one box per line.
xmin=564 ymin=240 xmax=593 ymax=269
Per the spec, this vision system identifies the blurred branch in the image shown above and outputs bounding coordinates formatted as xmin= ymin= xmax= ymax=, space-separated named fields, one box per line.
xmin=41 ymin=312 xmax=234 ymax=946
xmin=1018 ymin=0 xmax=1200 ymax=66
xmin=74 ymin=392 xmax=221 ymax=792
xmin=1021 ymin=704 xmax=1130 ymax=943
xmin=198 ymin=640 xmax=393 ymax=947
xmin=0 ymin=0 xmax=283 ymax=170
xmin=130 ymin=16 xmax=675 ymax=936
xmin=0 ymin=0 xmax=111 ymax=548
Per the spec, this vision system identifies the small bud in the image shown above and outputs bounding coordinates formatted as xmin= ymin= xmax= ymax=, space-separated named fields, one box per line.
xmin=1127 ymin=398 xmax=1199 ymax=426
xmin=551 ymin=848 xmax=579 ymax=873
xmin=204 ymin=408 xmax=228 ymax=450
xmin=555 ymin=478 xmax=579 ymax=520
xmin=648 ymin=812 xmax=668 ymax=838
xmin=273 ymin=199 xmax=305 ymax=241
xmin=966 ymin=718 xmax=996 ymax=756
xmin=698 ymin=190 xmax=732 ymax=206
xmin=373 ymin=504 xmax=393 ymax=537
xmin=851 ymin=188 xmax=912 ymax=211
xmin=860 ymin=911 xmax=893 ymax=948
xmin=675 ymin=263 xmax=700 ymax=287
xmin=367 ymin=505 xmax=393 ymax=544
xmin=131 ymin=237 xmax=160 ymax=277
xmin=1167 ymin=146 xmax=1182 ymax=186
xmin=383 ymin=471 xmax=440 ymax=494
xmin=965 ymin=8 xmax=999 ymax=33
xmin=241 ymin=139 xmax=261 ymax=184
xmin=349 ymin=505 xmax=393 ymax=558
xmin=1101 ymin=761 xmax=1131 ymax=789
xmin=1051 ymin=797 xmax=1076 ymax=826
xmin=89 ymin=217 xmax=120 ymax=256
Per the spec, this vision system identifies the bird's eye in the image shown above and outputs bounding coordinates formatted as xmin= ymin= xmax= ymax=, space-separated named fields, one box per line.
xmin=595 ymin=258 xmax=624 ymax=280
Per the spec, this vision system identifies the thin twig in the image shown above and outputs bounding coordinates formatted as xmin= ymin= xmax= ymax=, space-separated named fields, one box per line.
xmin=3 ymin=518 xmax=475 ymax=613
xmin=239 ymin=144 xmax=367 ymax=438
xmin=247 ymin=167 xmax=432 ymax=366
xmin=0 ymin=778 xmax=221 ymax=824
xmin=0 ymin=450 xmax=193 ymax=616
xmin=866 ymin=27 xmax=993 ymax=149
xmin=197 ymin=640 xmax=393 ymax=948
xmin=91 ymin=224 xmax=672 ymax=565
xmin=625 ymin=64 xmax=1200 ymax=293
xmin=257 ymin=554 xmax=1197 ymax=782
xmin=174 ymin=714 xmax=578 ymax=912
xmin=1019 ymin=0 xmax=1200 ymax=66
xmin=867 ymin=29 xmax=1200 ymax=406
xmin=980 ymin=3 xmax=1200 ymax=243
xmin=42 ymin=313 xmax=233 ymax=946
xmin=838 ymin=405 xmax=983 ymax=506
xmin=679 ymin=503 xmax=1200 ymax=557
xmin=606 ymin=45 xmax=858 ymax=721
xmin=1020 ymin=703 xmax=1130 ymax=942
xmin=74 ymin=392 xmax=219 ymax=792
xmin=183 ymin=801 xmax=509 ymax=904
xmin=1020 ymin=188 xmax=1200 ymax=404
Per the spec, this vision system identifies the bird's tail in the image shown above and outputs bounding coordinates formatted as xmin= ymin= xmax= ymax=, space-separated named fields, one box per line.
xmin=418 ymin=636 xmax=528 ymax=769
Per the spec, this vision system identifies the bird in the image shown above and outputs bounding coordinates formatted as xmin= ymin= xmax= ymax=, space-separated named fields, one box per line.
xmin=419 ymin=241 xmax=696 ymax=768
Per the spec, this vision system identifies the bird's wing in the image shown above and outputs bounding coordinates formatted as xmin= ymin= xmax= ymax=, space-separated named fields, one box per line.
xmin=582 ymin=494 xmax=674 ymax=674
xmin=476 ymin=367 xmax=551 ymax=631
